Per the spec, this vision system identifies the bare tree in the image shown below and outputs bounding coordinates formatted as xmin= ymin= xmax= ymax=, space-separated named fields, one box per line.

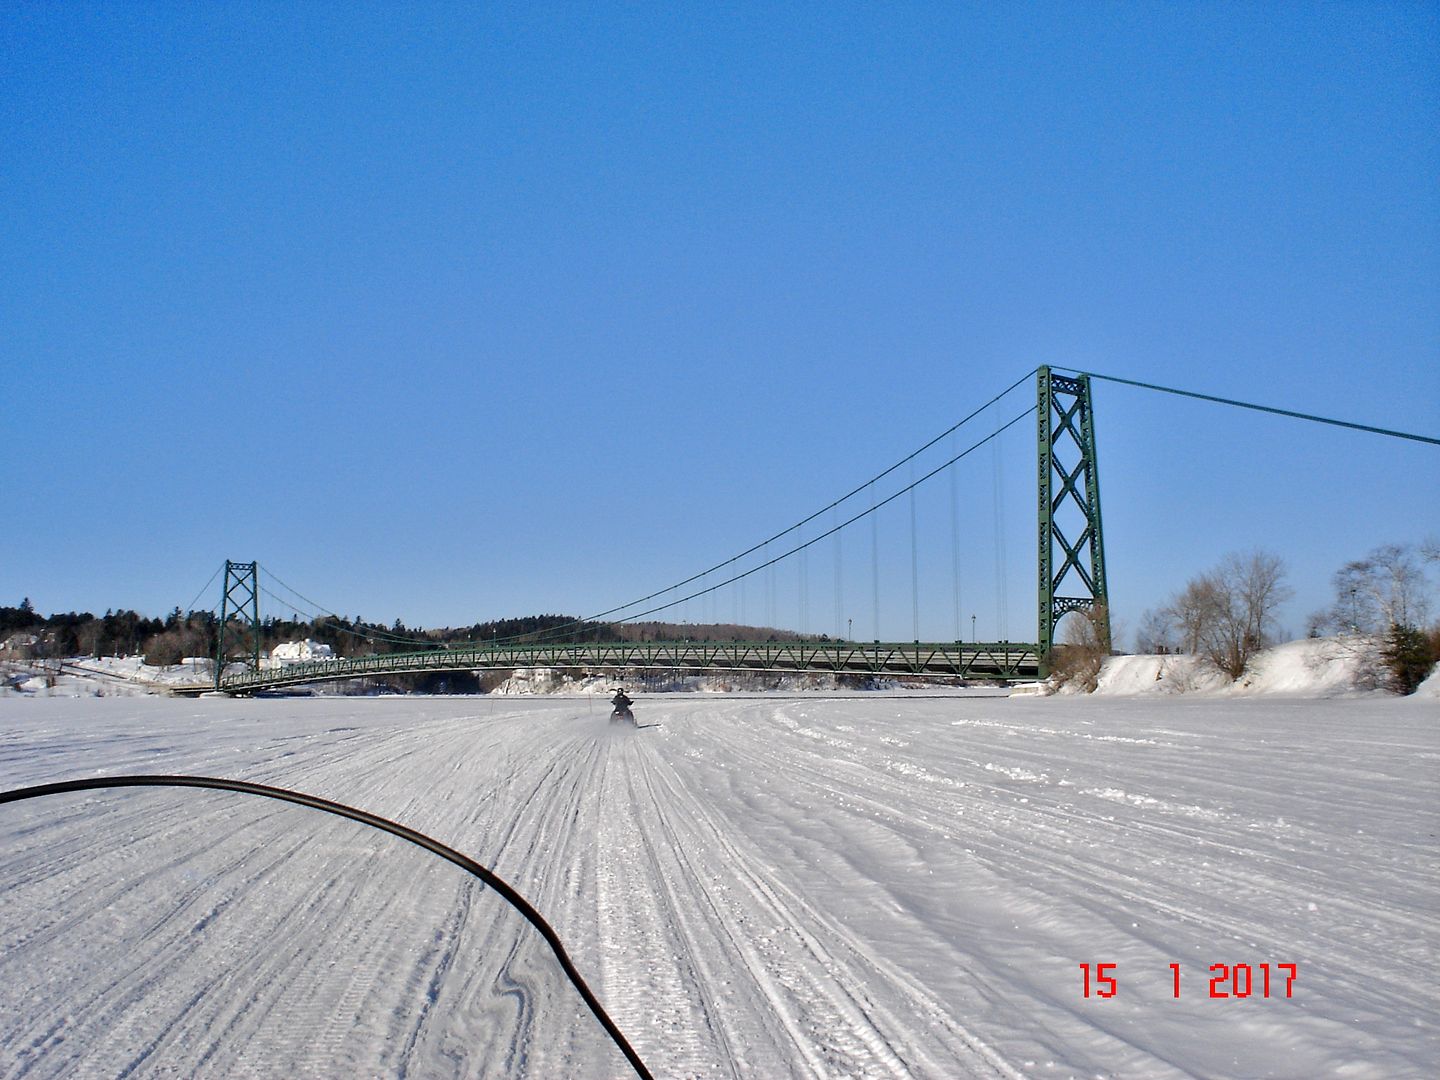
xmin=143 ymin=630 xmax=184 ymax=667
xmin=1134 ymin=607 xmax=1176 ymax=654
xmin=76 ymin=619 xmax=104 ymax=659
xmin=1051 ymin=604 xmax=1113 ymax=692
xmin=1374 ymin=544 xmax=1430 ymax=629
xmin=1234 ymin=550 xmax=1291 ymax=646
xmin=1167 ymin=575 xmax=1223 ymax=656
xmin=1162 ymin=551 xmax=1291 ymax=679
xmin=1325 ymin=542 xmax=1433 ymax=634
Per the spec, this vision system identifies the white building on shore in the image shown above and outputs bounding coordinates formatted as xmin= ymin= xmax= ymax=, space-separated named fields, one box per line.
xmin=268 ymin=639 xmax=336 ymax=665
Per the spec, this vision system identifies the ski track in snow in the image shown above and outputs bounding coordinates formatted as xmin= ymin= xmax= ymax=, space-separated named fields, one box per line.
xmin=0 ymin=693 xmax=1435 ymax=1079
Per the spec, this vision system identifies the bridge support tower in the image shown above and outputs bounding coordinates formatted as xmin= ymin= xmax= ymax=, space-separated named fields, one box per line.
xmin=215 ymin=560 xmax=261 ymax=690
xmin=1037 ymin=367 xmax=1110 ymax=673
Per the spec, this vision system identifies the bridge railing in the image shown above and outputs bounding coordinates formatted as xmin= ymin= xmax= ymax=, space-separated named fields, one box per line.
xmin=182 ymin=640 xmax=1041 ymax=694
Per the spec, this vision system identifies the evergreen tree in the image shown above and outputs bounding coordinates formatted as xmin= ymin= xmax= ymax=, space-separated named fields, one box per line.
xmin=1383 ymin=623 xmax=1436 ymax=695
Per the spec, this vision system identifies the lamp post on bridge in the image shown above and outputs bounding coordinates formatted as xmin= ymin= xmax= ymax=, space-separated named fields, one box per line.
xmin=971 ymin=614 xmax=976 ymax=643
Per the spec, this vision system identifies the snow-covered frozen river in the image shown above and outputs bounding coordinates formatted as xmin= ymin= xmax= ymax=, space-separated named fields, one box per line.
xmin=1 ymin=692 xmax=1435 ymax=1078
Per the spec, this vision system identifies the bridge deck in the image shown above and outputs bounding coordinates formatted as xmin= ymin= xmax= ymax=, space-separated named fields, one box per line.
xmin=173 ymin=640 xmax=1042 ymax=695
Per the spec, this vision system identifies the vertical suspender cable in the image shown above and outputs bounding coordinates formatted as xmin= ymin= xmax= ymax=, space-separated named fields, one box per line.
xmin=910 ymin=459 xmax=920 ymax=643
xmin=950 ymin=433 xmax=962 ymax=642
xmin=834 ymin=506 xmax=843 ymax=640
xmin=870 ymin=481 xmax=880 ymax=641
xmin=993 ymin=436 xmax=1008 ymax=640
xmin=799 ymin=544 xmax=808 ymax=636
xmin=765 ymin=542 xmax=774 ymax=630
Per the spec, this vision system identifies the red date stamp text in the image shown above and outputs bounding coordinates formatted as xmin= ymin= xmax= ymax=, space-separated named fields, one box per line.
xmin=1079 ymin=962 xmax=1298 ymax=998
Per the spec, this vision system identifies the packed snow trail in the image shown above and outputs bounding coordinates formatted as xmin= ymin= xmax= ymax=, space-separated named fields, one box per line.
xmin=0 ymin=693 xmax=1436 ymax=1078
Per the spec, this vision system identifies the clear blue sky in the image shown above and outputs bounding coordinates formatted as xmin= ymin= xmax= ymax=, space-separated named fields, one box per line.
xmin=4 ymin=2 xmax=1437 ymax=645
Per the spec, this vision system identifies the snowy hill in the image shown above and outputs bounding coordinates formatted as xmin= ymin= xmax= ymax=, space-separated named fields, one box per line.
xmin=1093 ymin=636 xmax=1410 ymax=698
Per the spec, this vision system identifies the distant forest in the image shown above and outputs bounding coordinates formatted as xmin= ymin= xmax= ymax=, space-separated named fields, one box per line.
xmin=0 ymin=599 xmax=807 ymax=667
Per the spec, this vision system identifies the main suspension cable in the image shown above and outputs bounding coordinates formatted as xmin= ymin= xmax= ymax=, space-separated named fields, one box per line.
xmin=579 ymin=367 xmax=1039 ymax=627
xmin=247 ymin=374 xmax=1041 ymax=653
xmin=259 ymin=567 xmax=443 ymax=649
xmin=179 ymin=564 xmax=223 ymax=620
xmin=601 ymin=405 xmax=1037 ymax=627
xmin=1060 ymin=368 xmax=1440 ymax=446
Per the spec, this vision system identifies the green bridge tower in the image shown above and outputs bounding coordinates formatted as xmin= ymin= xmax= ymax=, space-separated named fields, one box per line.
xmin=214 ymin=560 xmax=261 ymax=690
xmin=1037 ymin=367 xmax=1110 ymax=672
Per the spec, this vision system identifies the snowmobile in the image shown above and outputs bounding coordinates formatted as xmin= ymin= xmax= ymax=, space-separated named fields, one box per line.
xmin=609 ymin=689 xmax=635 ymax=724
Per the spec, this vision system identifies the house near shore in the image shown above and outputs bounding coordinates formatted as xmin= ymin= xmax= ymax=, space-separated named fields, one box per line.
xmin=269 ymin=639 xmax=336 ymax=665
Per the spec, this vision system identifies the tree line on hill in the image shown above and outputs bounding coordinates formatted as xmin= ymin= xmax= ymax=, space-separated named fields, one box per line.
xmin=1 ymin=602 xmax=168 ymax=660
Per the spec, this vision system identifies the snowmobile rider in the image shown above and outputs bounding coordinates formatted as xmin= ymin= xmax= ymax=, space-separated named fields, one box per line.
xmin=611 ymin=688 xmax=633 ymax=712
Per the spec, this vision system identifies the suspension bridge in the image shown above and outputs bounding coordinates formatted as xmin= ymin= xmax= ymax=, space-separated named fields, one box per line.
xmin=171 ymin=366 xmax=1436 ymax=696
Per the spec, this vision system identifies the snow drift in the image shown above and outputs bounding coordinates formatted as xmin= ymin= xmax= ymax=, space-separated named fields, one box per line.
xmin=1093 ymin=636 xmax=1412 ymax=698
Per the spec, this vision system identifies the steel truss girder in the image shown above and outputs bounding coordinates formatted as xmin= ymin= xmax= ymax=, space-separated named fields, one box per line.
xmin=179 ymin=640 xmax=1042 ymax=695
